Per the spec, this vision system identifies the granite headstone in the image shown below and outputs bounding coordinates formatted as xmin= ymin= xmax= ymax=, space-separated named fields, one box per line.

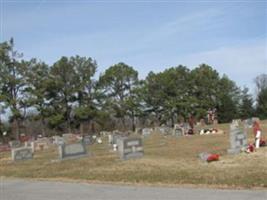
xmin=117 ymin=137 xmax=144 ymax=160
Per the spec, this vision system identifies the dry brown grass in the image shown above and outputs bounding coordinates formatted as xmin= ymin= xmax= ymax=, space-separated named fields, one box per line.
xmin=0 ymin=121 xmax=267 ymax=188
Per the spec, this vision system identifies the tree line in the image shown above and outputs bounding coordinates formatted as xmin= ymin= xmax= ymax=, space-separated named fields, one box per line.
xmin=0 ymin=38 xmax=266 ymax=139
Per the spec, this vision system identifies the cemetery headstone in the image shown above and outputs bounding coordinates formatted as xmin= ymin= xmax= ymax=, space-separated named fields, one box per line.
xmin=62 ymin=133 xmax=80 ymax=144
xmin=108 ymin=134 xmax=113 ymax=145
xmin=252 ymin=117 xmax=260 ymax=122
xmin=58 ymin=142 xmax=87 ymax=160
xmin=53 ymin=136 xmax=65 ymax=145
xmin=227 ymin=123 xmax=247 ymax=154
xmin=155 ymin=126 xmax=172 ymax=135
xmin=11 ymin=147 xmax=33 ymax=161
xmin=142 ymin=128 xmax=153 ymax=138
xmin=34 ymin=137 xmax=51 ymax=151
xmin=9 ymin=140 xmax=21 ymax=148
xmin=83 ymin=135 xmax=92 ymax=145
xmin=100 ymin=131 xmax=110 ymax=136
xmin=108 ymin=134 xmax=122 ymax=146
xmin=173 ymin=126 xmax=184 ymax=137
xmin=117 ymin=137 xmax=144 ymax=160
xmin=244 ymin=118 xmax=253 ymax=128
xmin=135 ymin=128 xmax=142 ymax=135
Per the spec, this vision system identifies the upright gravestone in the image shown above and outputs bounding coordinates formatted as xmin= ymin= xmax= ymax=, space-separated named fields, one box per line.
xmin=117 ymin=137 xmax=144 ymax=160
xmin=83 ymin=135 xmax=92 ymax=145
xmin=9 ymin=140 xmax=21 ymax=148
xmin=244 ymin=118 xmax=253 ymax=128
xmin=100 ymin=131 xmax=110 ymax=136
xmin=227 ymin=123 xmax=247 ymax=154
xmin=142 ymin=128 xmax=153 ymax=138
xmin=58 ymin=142 xmax=87 ymax=160
xmin=108 ymin=134 xmax=113 ymax=145
xmin=173 ymin=124 xmax=185 ymax=137
xmin=53 ymin=136 xmax=64 ymax=145
xmin=108 ymin=134 xmax=122 ymax=146
xmin=155 ymin=126 xmax=172 ymax=135
xmin=173 ymin=127 xmax=184 ymax=137
xmin=62 ymin=133 xmax=80 ymax=144
xmin=11 ymin=147 xmax=33 ymax=161
xmin=34 ymin=137 xmax=51 ymax=151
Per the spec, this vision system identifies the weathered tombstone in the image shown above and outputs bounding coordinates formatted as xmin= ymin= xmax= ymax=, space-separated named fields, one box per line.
xmin=108 ymin=134 xmax=113 ymax=145
xmin=135 ymin=128 xmax=142 ymax=135
xmin=34 ymin=137 xmax=51 ymax=151
xmin=24 ymin=141 xmax=35 ymax=153
xmin=117 ymin=137 xmax=144 ymax=160
xmin=227 ymin=123 xmax=247 ymax=154
xmin=232 ymin=119 xmax=241 ymax=126
xmin=53 ymin=136 xmax=64 ymax=145
xmin=62 ymin=133 xmax=80 ymax=144
xmin=108 ymin=134 xmax=122 ymax=145
xmin=173 ymin=127 xmax=184 ymax=137
xmin=200 ymin=118 xmax=206 ymax=126
xmin=58 ymin=142 xmax=87 ymax=160
xmin=100 ymin=131 xmax=110 ymax=136
xmin=244 ymin=118 xmax=253 ymax=128
xmin=11 ymin=147 xmax=33 ymax=161
xmin=155 ymin=126 xmax=172 ymax=135
xmin=9 ymin=140 xmax=21 ymax=148
xmin=244 ymin=117 xmax=260 ymax=128
xmin=252 ymin=117 xmax=260 ymax=122
xmin=142 ymin=128 xmax=153 ymax=138
xmin=83 ymin=135 xmax=92 ymax=145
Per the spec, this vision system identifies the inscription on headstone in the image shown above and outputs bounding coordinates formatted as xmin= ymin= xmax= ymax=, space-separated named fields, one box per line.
xmin=117 ymin=137 xmax=144 ymax=160
xmin=11 ymin=147 xmax=33 ymax=161
xmin=58 ymin=142 xmax=87 ymax=160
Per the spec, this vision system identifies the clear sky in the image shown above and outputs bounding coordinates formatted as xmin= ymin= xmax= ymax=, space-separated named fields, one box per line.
xmin=1 ymin=0 xmax=266 ymax=93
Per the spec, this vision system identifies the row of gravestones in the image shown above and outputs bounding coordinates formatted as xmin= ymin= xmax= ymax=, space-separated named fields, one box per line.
xmin=10 ymin=133 xmax=144 ymax=161
xmin=142 ymin=122 xmax=248 ymax=155
xmin=9 ymin=121 xmax=247 ymax=162
xmin=232 ymin=117 xmax=260 ymax=129
xmin=10 ymin=134 xmax=80 ymax=161
xmin=141 ymin=125 xmax=186 ymax=138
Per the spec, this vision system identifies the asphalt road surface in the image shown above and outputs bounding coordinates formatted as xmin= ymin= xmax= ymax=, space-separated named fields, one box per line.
xmin=1 ymin=179 xmax=266 ymax=200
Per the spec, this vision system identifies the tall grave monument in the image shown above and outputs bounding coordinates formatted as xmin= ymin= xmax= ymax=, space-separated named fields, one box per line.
xmin=227 ymin=121 xmax=247 ymax=154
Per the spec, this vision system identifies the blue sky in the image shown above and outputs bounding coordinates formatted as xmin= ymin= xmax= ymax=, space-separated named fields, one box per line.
xmin=1 ymin=0 xmax=266 ymax=93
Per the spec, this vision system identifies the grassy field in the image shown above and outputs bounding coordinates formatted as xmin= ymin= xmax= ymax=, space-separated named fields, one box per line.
xmin=0 ymin=121 xmax=267 ymax=189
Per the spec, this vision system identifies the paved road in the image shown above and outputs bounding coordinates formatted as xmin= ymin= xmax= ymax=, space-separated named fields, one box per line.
xmin=0 ymin=179 xmax=266 ymax=200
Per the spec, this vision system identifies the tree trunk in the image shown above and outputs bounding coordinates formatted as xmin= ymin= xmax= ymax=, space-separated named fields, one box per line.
xmin=41 ymin=118 xmax=46 ymax=137
xmin=131 ymin=111 xmax=135 ymax=131
xmin=171 ymin=113 xmax=174 ymax=128
xmin=13 ymin=118 xmax=20 ymax=140
xmin=80 ymin=122 xmax=84 ymax=135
